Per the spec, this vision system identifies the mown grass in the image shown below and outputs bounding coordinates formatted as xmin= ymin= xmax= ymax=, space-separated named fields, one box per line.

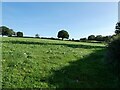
xmin=1 ymin=37 xmax=118 ymax=88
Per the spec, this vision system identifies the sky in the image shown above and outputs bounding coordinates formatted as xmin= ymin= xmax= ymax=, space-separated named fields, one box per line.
xmin=2 ymin=2 xmax=118 ymax=39
xmin=118 ymin=1 xmax=120 ymax=21
xmin=1 ymin=0 xmax=120 ymax=2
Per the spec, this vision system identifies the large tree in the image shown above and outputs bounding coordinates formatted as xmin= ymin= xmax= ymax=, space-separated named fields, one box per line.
xmin=95 ymin=35 xmax=103 ymax=41
xmin=17 ymin=32 xmax=23 ymax=37
xmin=8 ymin=29 xmax=15 ymax=37
xmin=115 ymin=21 xmax=120 ymax=35
xmin=88 ymin=35 xmax=95 ymax=40
xmin=0 ymin=26 xmax=15 ymax=36
xmin=57 ymin=30 xmax=69 ymax=40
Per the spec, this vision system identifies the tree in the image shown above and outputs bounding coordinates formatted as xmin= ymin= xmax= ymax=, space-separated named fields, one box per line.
xmin=95 ymin=35 xmax=103 ymax=41
xmin=57 ymin=30 xmax=69 ymax=40
xmin=103 ymin=36 xmax=112 ymax=43
xmin=115 ymin=21 xmax=120 ymax=35
xmin=72 ymin=38 xmax=74 ymax=41
xmin=88 ymin=35 xmax=95 ymax=40
xmin=17 ymin=32 xmax=23 ymax=37
xmin=0 ymin=26 xmax=15 ymax=36
xmin=35 ymin=34 xmax=40 ymax=38
xmin=8 ymin=29 xmax=15 ymax=37
xmin=0 ymin=26 xmax=9 ymax=36
xmin=80 ymin=38 xmax=87 ymax=42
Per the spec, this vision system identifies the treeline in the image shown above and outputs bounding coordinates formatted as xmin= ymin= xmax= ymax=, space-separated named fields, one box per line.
xmin=80 ymin=35 xmax=112 ymax=43
xmin=0 ymin=21 xmax=120 ymax=43
xmin=79 ymin=22 xmax=120 ymax=43
xmin=0 ymin=26 xmax=23 ymax=37
xmin=0 ymin=26 xmax=111 ymax=43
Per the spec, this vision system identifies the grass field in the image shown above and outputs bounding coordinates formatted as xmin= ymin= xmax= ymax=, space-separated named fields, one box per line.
xmin=1 ymin=37 xmax=118 ymax=88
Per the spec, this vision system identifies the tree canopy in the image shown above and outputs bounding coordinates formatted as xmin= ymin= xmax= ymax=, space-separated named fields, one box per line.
xmin=35 ymin=34 xmax=40 ymax=38
xmin=115 ymin=21 xmax=120 ymax=35
xmin=0 ymin=26 xmax=15 ymax=36
xmin=17 ymin=32 xmax=23 ymax=37
xmin=95 ymin=35 xmax=103 ymax=41
xmin=88 ymin=35 xmax=95 ymax=40
xmin=57 ymin=30 xmax=69 ymax=40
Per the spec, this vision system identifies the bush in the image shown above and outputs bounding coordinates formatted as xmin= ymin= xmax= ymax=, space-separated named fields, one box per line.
xmin=106 ymin=35 xmax=120 ymax=77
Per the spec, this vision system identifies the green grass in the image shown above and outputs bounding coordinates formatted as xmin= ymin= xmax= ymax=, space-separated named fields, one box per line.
xmin=1 ymin=37 xmax=118 ymax=88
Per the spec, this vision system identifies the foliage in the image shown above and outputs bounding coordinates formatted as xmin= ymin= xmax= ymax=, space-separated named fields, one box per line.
xmin=57 ymin=30 xmax=69 ymax=40
xmin=80 ymin=38 xmax=87 ymax=42
xmin=8 ymin=29 xmax=16 ymax=37
xmin=103 ymin=36 xmax=112 ymax=43
xmin=106 ymin=34 xmax=120 ymax=80
xmin=115 ymin=21 xmax=120 ymax=35
xmin=0 ymin=26 xmax=15 ymax=36
xmin=88 ymin=35 xmax=95 ymax=40
xmin=80 ymin=38 xmax=87 ymax=40
xmin=105 ymin=22 xmax=120 ymax=85
xmin=72 ymin=38 xmax=74 ymax=41
xmin=17 ymin=32 xmax=23 ymax=37
xmin=35 ymin=34 xmax=40 ymax=38
xmin=95 ymin=35 xmax=103 ymax=41
xmin=106 ymin=34 xmax=120 ymax=87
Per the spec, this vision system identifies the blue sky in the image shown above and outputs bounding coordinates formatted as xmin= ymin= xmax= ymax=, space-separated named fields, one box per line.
xmin=2 ymin=2 xmax=118 ymax=39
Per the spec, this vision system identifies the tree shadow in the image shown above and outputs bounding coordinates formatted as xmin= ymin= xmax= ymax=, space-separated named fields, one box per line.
xmin=3 ymin=40 xmax=104 ymax=49
xmin=42 ymin=49 xmax=118 ymax=88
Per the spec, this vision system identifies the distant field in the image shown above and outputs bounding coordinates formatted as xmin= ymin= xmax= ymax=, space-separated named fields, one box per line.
xmin=1 ymin=37 xmax=117 ymax=88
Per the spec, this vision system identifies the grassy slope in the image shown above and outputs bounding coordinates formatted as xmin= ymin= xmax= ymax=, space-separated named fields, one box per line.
xmin=1 ymin=37 xmax=117 ymax=88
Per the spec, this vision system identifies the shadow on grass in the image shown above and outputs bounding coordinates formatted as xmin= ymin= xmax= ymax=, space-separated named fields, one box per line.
xmin=42 ymin=49 xmax=118 ymax=88
xmin=3 ymin=40 xmax=104 ymax=49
